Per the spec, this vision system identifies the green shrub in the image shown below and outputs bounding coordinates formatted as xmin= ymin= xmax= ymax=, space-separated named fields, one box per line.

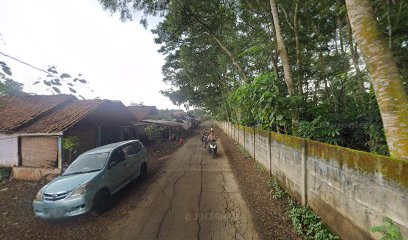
xmin=297 ymin=116 xmax=341 ymax=145
xmin=256 ymin=162 xmax=265 ymax=173
xmin=267 ymin=177 xmax=287 ymax=199
xmin=62 ymin=136 xmax=80 ymax=152
xmin=0 ymin=167 xmax=11 ymax=182
xmin=370 ymin=217 xmax=402 ymax=240
xmin=62 ymin=136 xmax=80 ymax=162
xmin=287 ymin=198 xmax=339 ymax=240
xmin=145 ymin=124 xmax=165 ymax=143
xmin=266 ymin=177 xmax=338 ymax=240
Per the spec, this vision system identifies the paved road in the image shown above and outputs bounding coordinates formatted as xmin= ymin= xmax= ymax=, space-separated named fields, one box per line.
xmin=107 ymin=124 xmax=259 ymax=240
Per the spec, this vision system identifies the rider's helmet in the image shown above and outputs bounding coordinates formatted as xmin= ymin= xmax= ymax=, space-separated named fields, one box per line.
xmin=210 ymin=128 xmax=214 ymax=131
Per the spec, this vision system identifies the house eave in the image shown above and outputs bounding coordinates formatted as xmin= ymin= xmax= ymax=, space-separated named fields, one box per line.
xmin=14 ymin=132 xmax=64 ymax=137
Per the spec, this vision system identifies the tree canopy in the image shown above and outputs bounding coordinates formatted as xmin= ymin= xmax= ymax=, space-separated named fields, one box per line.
xmin=99 ymin=0 xmax=408 ymax=158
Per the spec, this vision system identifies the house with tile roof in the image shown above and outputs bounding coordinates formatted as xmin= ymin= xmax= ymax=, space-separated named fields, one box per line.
xmin=127 ymin=105 xmax=158 ymax=121
xmin=0 ymin=95 xmax=137 ymax=180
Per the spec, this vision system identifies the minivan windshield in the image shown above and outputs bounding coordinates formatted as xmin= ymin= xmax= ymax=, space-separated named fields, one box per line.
xmin=63 ymin=153 xmax=109 ymax=175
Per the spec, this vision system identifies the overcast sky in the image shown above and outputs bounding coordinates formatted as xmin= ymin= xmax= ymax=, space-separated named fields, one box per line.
xmin=0 ymin=0 xmax=180 ymax=110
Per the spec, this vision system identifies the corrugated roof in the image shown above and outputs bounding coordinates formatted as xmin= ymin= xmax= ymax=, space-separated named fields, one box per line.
xmin=0 ymin=95 xmax=75 ymax=132
xmin=15 ymin=99 xmax=107 ymax=133
xmin=143 ymin=119 xmax=184 ymax=127
xmin=127 ymin=105 xmax=158 ymax=121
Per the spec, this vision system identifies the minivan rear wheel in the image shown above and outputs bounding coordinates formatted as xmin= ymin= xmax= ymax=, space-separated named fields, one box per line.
xmin=92 ymin=189 xmax=111 ymax=215
xmin=139 ymin=163 xmax=148 ymax=180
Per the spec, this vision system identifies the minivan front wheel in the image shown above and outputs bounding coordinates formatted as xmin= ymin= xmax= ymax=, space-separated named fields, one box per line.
xmin=92 ymin=189 xmax=111 ymax=215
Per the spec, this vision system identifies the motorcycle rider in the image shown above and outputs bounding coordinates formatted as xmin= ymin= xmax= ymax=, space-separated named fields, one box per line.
xmin=202 ymin=128 xmax=209 ymax=148
xmin=207 ymin=130 xmax=218 ymax=158
xmin=207 ymin=130 xmax=216 ymax=141
xmin=202 ymin=128 xmax=208 ymax=137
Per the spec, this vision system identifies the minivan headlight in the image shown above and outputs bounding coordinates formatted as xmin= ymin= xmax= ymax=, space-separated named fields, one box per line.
xmin=68 ymin=183 xmax=94 ymax=199
xmin=34 ymin=189 xmax=44 ymax=201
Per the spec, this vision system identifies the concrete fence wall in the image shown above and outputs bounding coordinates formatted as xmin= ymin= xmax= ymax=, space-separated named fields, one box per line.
xmin=217 ymin=121 xmax=408 ymax=240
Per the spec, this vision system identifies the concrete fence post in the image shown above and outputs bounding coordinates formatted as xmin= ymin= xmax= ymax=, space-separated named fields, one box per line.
xmin=234 ymin=125 xmax=237 ymax=142
xmin=243 ymin=126 xmax=246 ymax=150
xmin=301 ymin=140 xmax=308 ymax=206
xmin=227 ymin=122 xmax=229 ymax=136
xmin=253 ymin=127 xmax=256 ymax=161
xmin=237 ymin=124 xmax=241 ymax=145
xmin=233 ymin=124 xmax=235 ymax=142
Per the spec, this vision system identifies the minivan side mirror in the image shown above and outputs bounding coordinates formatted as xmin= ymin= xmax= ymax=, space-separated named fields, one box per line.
xmin=109 ymin=161 xmax=118 ymax=169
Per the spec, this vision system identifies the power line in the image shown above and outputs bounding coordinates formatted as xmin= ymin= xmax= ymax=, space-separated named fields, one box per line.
xmin=0 ymin=51 xmax=56 ymax=77
xmin=0 ymin=50 xmax=96 ymax=96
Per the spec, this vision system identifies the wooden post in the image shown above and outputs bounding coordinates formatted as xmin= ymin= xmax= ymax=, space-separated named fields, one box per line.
xmin=57 ymin=136 xmax=62 ymax=169
xmin=96 ymin=126 xmax=102 ymax=147
xmin=119 ymin=126 xmax=124 ymax=141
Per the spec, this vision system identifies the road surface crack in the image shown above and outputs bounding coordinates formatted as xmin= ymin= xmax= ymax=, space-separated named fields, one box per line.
xmin=220 ymin=167 xmax=245 ymax=239
xmin=196 ymin=153 xmax=203 ymax=239
xmin=156 ymin=168 xmax=187 ymax=239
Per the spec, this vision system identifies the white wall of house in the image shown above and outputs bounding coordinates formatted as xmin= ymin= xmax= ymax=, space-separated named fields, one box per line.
xmin=0 ymin=133 xmax=18 ymax=167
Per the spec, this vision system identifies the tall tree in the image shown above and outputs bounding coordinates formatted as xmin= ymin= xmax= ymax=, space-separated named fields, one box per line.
xmin=269 ymin=0 xmax=299 ymax=133
xmin=345 ymin=0 xmax=408 ymax=160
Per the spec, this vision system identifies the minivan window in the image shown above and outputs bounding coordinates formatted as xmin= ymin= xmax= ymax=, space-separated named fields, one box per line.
xmin=63 ymin=153 xmax=109 ymax=175
xmin=110 ymin=149 xmax=125 ymax=163
xmin=123 ymin=143 xmax=141 ymax=158
xmin=135 ymin=142 xmax=143 ymax=152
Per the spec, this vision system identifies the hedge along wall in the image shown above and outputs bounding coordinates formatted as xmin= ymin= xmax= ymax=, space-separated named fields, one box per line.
xmin=216 ymin=121 xmax=408 ymax=240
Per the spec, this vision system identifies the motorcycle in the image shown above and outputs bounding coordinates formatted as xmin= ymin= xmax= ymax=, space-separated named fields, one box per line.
xmin=201 ymin=133 xmax=208 ymax=149
xmin=207 ymin=139 xmax=218 ymax=159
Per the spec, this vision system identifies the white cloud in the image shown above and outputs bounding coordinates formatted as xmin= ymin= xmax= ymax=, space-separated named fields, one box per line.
xmin=0 ymin=0 xmax=179 ymax=109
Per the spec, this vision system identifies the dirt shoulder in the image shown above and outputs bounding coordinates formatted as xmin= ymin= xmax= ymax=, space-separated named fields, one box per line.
xmin=216 ymin=125 xmax=302 ymax=240
xmin=0 ymin=139 xmax=184 ymax=240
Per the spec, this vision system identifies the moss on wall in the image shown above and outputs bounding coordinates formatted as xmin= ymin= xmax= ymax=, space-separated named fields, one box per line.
xmin=221 ymin=122 xmax=408 ymax=190
xmin=255 ymin=128 xmax=269 ymax=138
xmin=270 ymin=131 xmax=303 ymax=149
xmin=307 ymin=139 xmax=408 ymax=189
xmin=244 ymin=126 xmax=254 ymax=136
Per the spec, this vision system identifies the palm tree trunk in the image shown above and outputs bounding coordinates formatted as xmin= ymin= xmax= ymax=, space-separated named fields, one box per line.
xmin=346 ymin=0 xmax=408 ymax=160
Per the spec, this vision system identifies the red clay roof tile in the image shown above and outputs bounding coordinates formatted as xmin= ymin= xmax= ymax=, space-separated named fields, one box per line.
xmin=15 ymin=99 xmax=106 ymax=133
xmin=127 ymin=106 xmax=158 ymax=121
xmin=0 ymin=95 xmax=75 ymax=132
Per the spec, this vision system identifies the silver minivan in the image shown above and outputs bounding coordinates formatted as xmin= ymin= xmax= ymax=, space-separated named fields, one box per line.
xmin=33 ymin=140 xmax=148 ymax=219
